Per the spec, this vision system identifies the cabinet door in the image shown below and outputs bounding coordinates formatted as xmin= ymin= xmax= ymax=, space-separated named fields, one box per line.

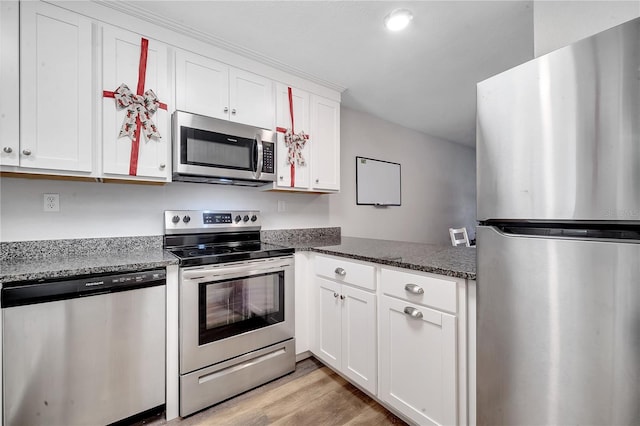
xmin=275 ymin=84 xmax=311 ymax=189
xmin=229 ymin=68 xmax=274 ymax=130
xmin=102 ymin=26 xmax=169 ymax=179
xmin=175 ymin=50 xmax=229 ymax=120
xmin=315 ymin=277 xmax=342 ymax=371
xmin=310 ymin=95 xmax=340 ymax=191
xmin=379 ymin=296 xmax=457 ymax=426
xmin=0 ymin=1 xmax=19 ymax=166
xmin=341 ymin=284 xmax=376 ymax=395
xmin=20 ymin=1 xmax=92 ymax=172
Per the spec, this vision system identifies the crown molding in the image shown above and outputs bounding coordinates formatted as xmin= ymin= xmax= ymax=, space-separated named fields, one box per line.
xmin=93 ymin=0 xmax=346 ymax=93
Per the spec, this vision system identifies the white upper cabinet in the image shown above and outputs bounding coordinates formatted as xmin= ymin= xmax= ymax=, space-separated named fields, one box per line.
xmin=5 ymin=2 xmax=338 ymax=184
xmin=175 ymin=50 xmax=274 ymax=130
xmin=102 ymin=25 xmax=170 ymax=180
xmin=275 ymin=84 xmax=311 ymax=189
xmin=229 ymin=68 xmax=274 ymax=130
xmin=175 ymin=51 xmax=229 ymax=120
xmin=310 ymin=95 xmax=340 ymax=191
xmin=0 ymin=1 xmax=19 ymax=166
xmin=19 ymin=1 xmax=92 ymax=172
xmin=271 ymin=87 xmax=340 ymax=193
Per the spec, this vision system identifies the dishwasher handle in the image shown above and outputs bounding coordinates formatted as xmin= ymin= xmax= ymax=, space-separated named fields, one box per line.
xmin=1 ymin=269 xmax=166 ymax=308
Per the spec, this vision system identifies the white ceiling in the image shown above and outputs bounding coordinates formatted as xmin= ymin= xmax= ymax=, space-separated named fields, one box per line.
xmin=124 ymin=1 xmax=535 ymax=148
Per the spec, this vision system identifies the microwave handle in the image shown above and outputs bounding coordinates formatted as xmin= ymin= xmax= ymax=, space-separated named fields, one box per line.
xmin=254 ymin=134 xmax=263 ymax=179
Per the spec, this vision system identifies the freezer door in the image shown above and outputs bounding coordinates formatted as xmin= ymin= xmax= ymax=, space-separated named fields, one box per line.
xmin=476 ymin=18 xmax=640 ymax=222
xmin=476 ymin=225 xmax=640 ymax=425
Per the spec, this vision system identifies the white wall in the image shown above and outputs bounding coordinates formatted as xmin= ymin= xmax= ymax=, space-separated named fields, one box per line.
xmin=534 ymin=1 xmax=640 ymax=57
xmin=0 ymin=108 xmax=476 ymax=244
xmin=330 ymin=107 xmax=476 ymax=244
xmin=0 ymin=178 xmax=330 ymax=241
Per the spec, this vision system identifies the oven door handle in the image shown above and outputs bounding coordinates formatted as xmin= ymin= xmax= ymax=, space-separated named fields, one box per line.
xmin=182 ymin=263 xmax=286 ymax=281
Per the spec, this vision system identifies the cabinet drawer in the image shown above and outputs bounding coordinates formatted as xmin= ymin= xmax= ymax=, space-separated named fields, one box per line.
xmin=381 ymin=268 xmax=457 ymax=313
xmin=314 ymin=255 xmax=375 ymax=291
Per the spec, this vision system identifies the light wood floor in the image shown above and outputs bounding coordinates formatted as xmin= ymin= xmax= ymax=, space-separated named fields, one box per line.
xmin=146 ymin=357 xmax=407 ymax=426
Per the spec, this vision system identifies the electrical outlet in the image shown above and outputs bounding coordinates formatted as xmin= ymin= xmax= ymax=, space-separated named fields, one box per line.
xmin=43 ymin=193 xmax=60 ymax=212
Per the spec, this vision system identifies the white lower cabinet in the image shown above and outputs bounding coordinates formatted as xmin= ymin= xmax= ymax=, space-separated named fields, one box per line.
xmin=379 ymin=267 xmax=468 ymax=426
xmin=309 ymin=257 xmax=472 ymax=425
xmin=314 ymin=255 xmax=377 ymax=395
xmin=379 ymin=294 xmax=457 ymax=426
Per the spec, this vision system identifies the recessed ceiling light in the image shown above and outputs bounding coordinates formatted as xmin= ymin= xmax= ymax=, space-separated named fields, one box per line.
xmin=384 ymin=9 xmax=413 ymax=32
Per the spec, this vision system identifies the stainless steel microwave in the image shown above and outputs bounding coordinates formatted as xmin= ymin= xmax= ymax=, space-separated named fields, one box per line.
xmin=172 ymin=111 xmax=276 ymax=186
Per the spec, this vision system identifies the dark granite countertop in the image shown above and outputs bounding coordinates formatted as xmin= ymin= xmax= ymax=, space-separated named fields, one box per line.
xmin=301 ymin=236 xmax=476 ymax=280
xmin=0 ymin=229 xmax=475 ymax=285
xmin=0 ymin=236 xmax=179 ymax=285
xmin=0 ymin=250 xmax=178 ymax=285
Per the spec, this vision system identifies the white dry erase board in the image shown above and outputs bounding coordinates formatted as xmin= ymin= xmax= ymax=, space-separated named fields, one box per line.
xmin=356 ymin=157 xmax=401 ymax=206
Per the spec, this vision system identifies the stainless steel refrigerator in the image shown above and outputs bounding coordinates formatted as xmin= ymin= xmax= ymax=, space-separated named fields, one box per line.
xmin=476 ymin=17 xmax=640 ymax=425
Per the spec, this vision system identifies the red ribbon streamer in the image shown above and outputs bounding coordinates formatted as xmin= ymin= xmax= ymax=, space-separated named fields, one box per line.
xmin=102 ymin=38 xmax=167 ymax=176
xmin=276 ymin=87 xmax=308 ymax=187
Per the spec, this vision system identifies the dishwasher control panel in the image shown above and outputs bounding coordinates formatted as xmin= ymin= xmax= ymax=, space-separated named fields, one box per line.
xmin=1 ymin=269 xmax=167 ymax=308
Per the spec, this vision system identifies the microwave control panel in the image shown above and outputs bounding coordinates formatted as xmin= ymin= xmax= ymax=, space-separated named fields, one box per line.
xmin=263 ymin=142 xmax=274 ymax=173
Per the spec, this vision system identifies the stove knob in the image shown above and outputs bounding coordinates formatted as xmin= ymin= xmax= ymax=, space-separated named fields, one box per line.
xmin=251 ymin=215 xmax=258 ymax=222
xmin=243 ymin=215 xmax=250 ymax=222
xmin=235 ymin=215 xmax=242 ymax=223
xmin=171 ymin=215 xmax=180 ymax=224
xmin=183 ymin=215 xmax=191 ymax=223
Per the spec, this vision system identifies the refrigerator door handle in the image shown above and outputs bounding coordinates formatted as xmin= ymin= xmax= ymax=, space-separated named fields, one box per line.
xmin=488 ymin=224 xmax=640 ymax=243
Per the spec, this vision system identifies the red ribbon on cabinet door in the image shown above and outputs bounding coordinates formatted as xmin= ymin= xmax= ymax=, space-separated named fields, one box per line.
xmin=276 ymin=87 xmax=309 ymax=187
xmin=103 ymin=38 xmax=167 ymax=176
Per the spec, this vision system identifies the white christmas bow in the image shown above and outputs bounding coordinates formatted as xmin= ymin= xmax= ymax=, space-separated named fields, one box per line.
xmin=283 ymin=129 xmax=307 ymax=166
xmin=113 ymin=83 xmax=162 ymax=140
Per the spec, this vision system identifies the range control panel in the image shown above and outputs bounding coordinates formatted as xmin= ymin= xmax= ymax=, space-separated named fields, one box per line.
xmin=164 ymin=210 xmax=261 ymax=234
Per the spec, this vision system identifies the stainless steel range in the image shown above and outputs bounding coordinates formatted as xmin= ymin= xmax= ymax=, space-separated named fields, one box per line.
xmin=164 ymin=210 xmax=295 ymax=417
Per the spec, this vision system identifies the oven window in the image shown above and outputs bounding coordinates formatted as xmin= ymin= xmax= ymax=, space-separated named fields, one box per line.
xmin=198 ymin=271 xmax=284 ymax=345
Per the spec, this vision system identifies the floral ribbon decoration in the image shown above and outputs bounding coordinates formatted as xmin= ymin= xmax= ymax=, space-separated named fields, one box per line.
xmin=103 ymin=38 xmax=167 ymax=176
xmin=276 ymin=87 xmax=309 ymax=187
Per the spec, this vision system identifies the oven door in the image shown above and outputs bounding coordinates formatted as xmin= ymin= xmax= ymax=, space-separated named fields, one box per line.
xmin=179 ymin=256 xmax=294 ymax=374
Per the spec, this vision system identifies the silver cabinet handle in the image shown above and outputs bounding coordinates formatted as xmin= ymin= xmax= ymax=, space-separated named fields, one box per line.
xmin=22 ymin=149 xmax=32 ymax=156
xmin=279 ymin=176 xmax=284 ymax=180
xmin=404 ymin=306 xmax=423 ymax=319
xmin=223 ymin=107 xmax=229 ymax=113
xmin=405 ymin=283 xmax=424 ymax=294
xmin=231 ymin=108 xmax=237 ymax=114
xmin=315 ymin=178 xmax=319 ymax=183
xmin=159 ymin=163 xmax=166 ymax=169
xmin=340 ymin=295 xmax=345 ymax=300
xmin=334 ymin=267 xmax=346 ymax=276
xmin=333 ymin=292 xmax=339 ymax=298
xmin=3 ymin=147 xmax=13 ymax=153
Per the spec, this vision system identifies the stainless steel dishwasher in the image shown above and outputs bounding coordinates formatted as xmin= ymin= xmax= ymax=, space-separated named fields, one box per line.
xmin=2 ymin=269 xmax=166 ymax=426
